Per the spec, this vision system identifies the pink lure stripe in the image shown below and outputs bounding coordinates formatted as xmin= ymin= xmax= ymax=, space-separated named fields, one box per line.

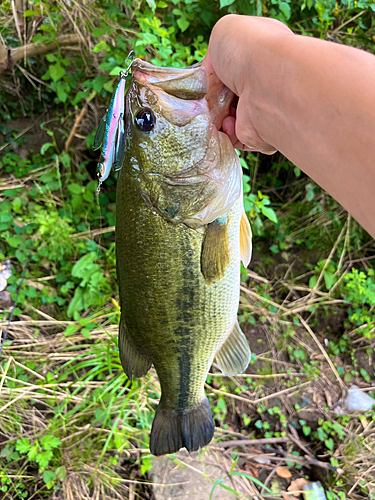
xmin=99 ymin=76 xmax=126 ymax=182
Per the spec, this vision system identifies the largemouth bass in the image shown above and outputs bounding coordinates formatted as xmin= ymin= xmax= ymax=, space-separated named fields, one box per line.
xmin=116 ymin=59 xmax=252 ymax=456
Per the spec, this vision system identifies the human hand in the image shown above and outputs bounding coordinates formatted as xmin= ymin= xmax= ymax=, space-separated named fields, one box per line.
xmin=202 ymin=15 xmax=293 ymax=154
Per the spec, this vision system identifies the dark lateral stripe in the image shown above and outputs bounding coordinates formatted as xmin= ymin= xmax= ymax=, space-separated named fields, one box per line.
xmin=175 ymin=236 xmax=197 ymax=410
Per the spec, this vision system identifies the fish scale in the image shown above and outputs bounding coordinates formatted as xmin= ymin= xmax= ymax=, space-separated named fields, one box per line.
xmin=116 ymin=59 xmax=252 ymax=456
xmin=117 ymin=173 xmax=241 ymax=406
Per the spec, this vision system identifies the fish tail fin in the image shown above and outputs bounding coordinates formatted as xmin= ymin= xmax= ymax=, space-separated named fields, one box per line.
xmin=118 ymin=317 xmax=151 ymax=380
xmin=149 ymin=397 xmax=214 ymax=456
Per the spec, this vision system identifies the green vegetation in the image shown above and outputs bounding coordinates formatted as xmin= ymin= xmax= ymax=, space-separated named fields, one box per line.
xmin=1 ymin=0 xmax=375 ymax=498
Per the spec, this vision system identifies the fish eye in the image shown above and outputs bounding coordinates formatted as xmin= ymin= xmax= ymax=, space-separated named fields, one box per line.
xmin=135 ymin=108 xmax=155 ymax=132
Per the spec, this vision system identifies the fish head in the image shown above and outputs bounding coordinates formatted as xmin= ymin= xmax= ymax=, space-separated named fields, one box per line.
xmin=123 ymin=59 xmax=242 ymax=226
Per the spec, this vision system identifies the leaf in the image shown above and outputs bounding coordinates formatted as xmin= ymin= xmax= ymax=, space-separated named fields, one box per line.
xmin=261 ymin=206 xmax=278 ymax=224
xmin=68 ymin=287 xmax=84 ymax=317
xmin=41 ymin=142 xmax=54 ymax=155
xmin=146 ymin=0 xmax=156 ymax=10
xmin=68 ymin=183 xmax=83 ymax=195
xmin=55 ymin=466 xmax=67 ymax=480
xmin=177 ymin=16 xmax=190 ymax=32
xmin=1 ymin=446 xmax=13 ymax=458
xmin=309 ymin=275 xmax=318 ymax=289
xmin=103 ymin=81 xmax=114 ymax=92
xmin=325 ymin=438 xmax=334 ymax=450
xmin=81 ymin=328 xmax=91 ymax=339
xmin=71 ymin=252 xmax=96 ymax=278
xmin=279 ymin=1 xmax=291 ymax=19
xmin=43 ymin=470 xmax=56 ymax=486
xmin=16 ymin=438 xmax=31 ymax=454
xmin=220 ymin=0 xmax=236 ymax=7
xmin=93 ymin=27 xmax=107 ymax=37
xmin=28 ymin=444 xmax=40 ymax=461
xmin=93 ymin=75 xmax=106 ymax=93
xmin=7 ymin=235 xmax=22 ymax=248
xmin=209 ymin=478 xmax=225 ymax=500
xmin=60 ymin=153 xmax=70 ymax=169
xmin=56 ymin=82 xmax=69 ymax=103
xmin=41 ymin=435 xmax=61 ymax=451
xmin=36 ymin=450 xmax=53 ymax=469
xmin=32 ymin=33 xmax=47 ymax=43
xmin=324 ymin=270 xmax=336 ymax=290
xmin=305 ymin=183 xmax=315 ymax=201
xmin=140 ymin=456 xmax=152 ymax=475
xmin=109 ymin=66 xmax=125 ymax=76
xmin=93 ymin=40 xmax=110 ymax=53
xmin=294 ymin=167 xmax=301 ymax=177
xmin=46 ymin=54 xmax=57 ymax=62
xmin=49 ymin=63 xmax=66 ymax=82
xmin=303 ymin=425 xmax=311 ymax=436
xmin=276 ymin=466 xmax=292 ymax=479
xmin=24 ymin=9 xmax=41 ymax=17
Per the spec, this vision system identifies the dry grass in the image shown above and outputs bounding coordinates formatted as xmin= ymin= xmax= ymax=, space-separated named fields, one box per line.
xmin=1 ymin=253 xmax=375 ymax=499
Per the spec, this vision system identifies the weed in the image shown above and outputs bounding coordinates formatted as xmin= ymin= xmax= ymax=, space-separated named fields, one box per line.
xmin=1 ymin=0 xmax=375 ymax=498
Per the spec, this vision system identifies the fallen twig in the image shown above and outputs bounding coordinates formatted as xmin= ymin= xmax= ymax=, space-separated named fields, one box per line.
xmin=215 ymin=437 xmax=291 ymax=448
xmin=259 ymin=446 xmax=337 ymax=472
xmin=65 ymin=105 xmax=88 ymax=152
xmin=0 ymin=34 xmax=83 ymax=74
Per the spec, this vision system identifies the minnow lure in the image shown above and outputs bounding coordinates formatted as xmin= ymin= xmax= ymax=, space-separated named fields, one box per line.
xmin=93 ymin=51 xmax=135 ymax=186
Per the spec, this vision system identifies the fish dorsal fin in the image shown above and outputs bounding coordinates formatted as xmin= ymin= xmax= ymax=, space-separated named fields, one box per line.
xmin=201 ymin=216 xmax=230 ymax=284
xmin=240 ymin=209 xmax=252 ymax=268
xmin=215 ymin=321 xmax=251 ymax=376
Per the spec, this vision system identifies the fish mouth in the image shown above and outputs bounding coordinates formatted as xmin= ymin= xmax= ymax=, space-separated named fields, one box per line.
xmin=131 ymin=58 xmax=234 ymax=132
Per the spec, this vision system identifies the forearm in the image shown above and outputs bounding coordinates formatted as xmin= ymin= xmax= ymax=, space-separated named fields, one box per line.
xmin=207 ymin=16 xmax=375 ymax=237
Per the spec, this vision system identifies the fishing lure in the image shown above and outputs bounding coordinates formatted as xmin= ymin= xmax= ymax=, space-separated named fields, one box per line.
xmin=93 ymin=51 xmax=135 ymax=186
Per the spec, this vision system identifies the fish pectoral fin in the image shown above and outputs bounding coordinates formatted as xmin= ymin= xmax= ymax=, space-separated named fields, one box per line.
xmin=240 ymin=209 xmax=252 ymax=268
xmin=215 ymin=321 xmax=251 ymax=376
xmin=118 ymin=317 xmax=152 ymax=380
xmin=201 ymin=217 xmax=230 ymax=284
xmin=150 ymin=397 xmax=214 ymax=456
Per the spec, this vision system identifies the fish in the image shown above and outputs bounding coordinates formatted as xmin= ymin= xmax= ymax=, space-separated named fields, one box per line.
xmin=116 ymin=58 xmax=253 ymax=456
xmin=93 ymin=75 xmax=127 ymax=183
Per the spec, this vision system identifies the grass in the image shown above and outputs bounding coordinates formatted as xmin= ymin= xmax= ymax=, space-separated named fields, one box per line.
xmin=1 ymin=253 xmax=375 ymax=498
xmin=1 ymin=1 xmax=375 ymax=497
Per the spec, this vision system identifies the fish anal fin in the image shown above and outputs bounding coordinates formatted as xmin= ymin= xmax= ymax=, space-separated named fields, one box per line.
xmin=215 ymin=321 xmax=251 ymax=376
xmin=150 ymin=397 xmax=214 ymax=456
xmin=240 ymin=209 xmax=252 ymax=268
xmin=201 ymin=217 xmax=230 ymax=284
xmin=118 ymin=317 xmax=152 ymax=381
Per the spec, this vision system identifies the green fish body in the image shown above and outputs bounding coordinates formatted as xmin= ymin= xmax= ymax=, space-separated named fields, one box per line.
xmin=116 ymin=59 xmax=252 ymax=456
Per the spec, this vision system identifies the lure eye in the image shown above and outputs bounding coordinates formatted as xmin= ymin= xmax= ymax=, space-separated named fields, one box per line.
xmin=135 ymin=108 xmax=155 ymax=132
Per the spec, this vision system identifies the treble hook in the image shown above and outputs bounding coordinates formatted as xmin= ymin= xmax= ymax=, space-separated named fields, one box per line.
xmin=120 ymin=50 xmax=135 ymax=80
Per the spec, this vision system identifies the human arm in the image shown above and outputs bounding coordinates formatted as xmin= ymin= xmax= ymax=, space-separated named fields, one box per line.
xmin=203 ymin=15 xmax=375 ymax=238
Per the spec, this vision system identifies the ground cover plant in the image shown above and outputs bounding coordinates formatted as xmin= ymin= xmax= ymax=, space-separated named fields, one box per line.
xmin=1 ymin=0 xmax=375 ymax=498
